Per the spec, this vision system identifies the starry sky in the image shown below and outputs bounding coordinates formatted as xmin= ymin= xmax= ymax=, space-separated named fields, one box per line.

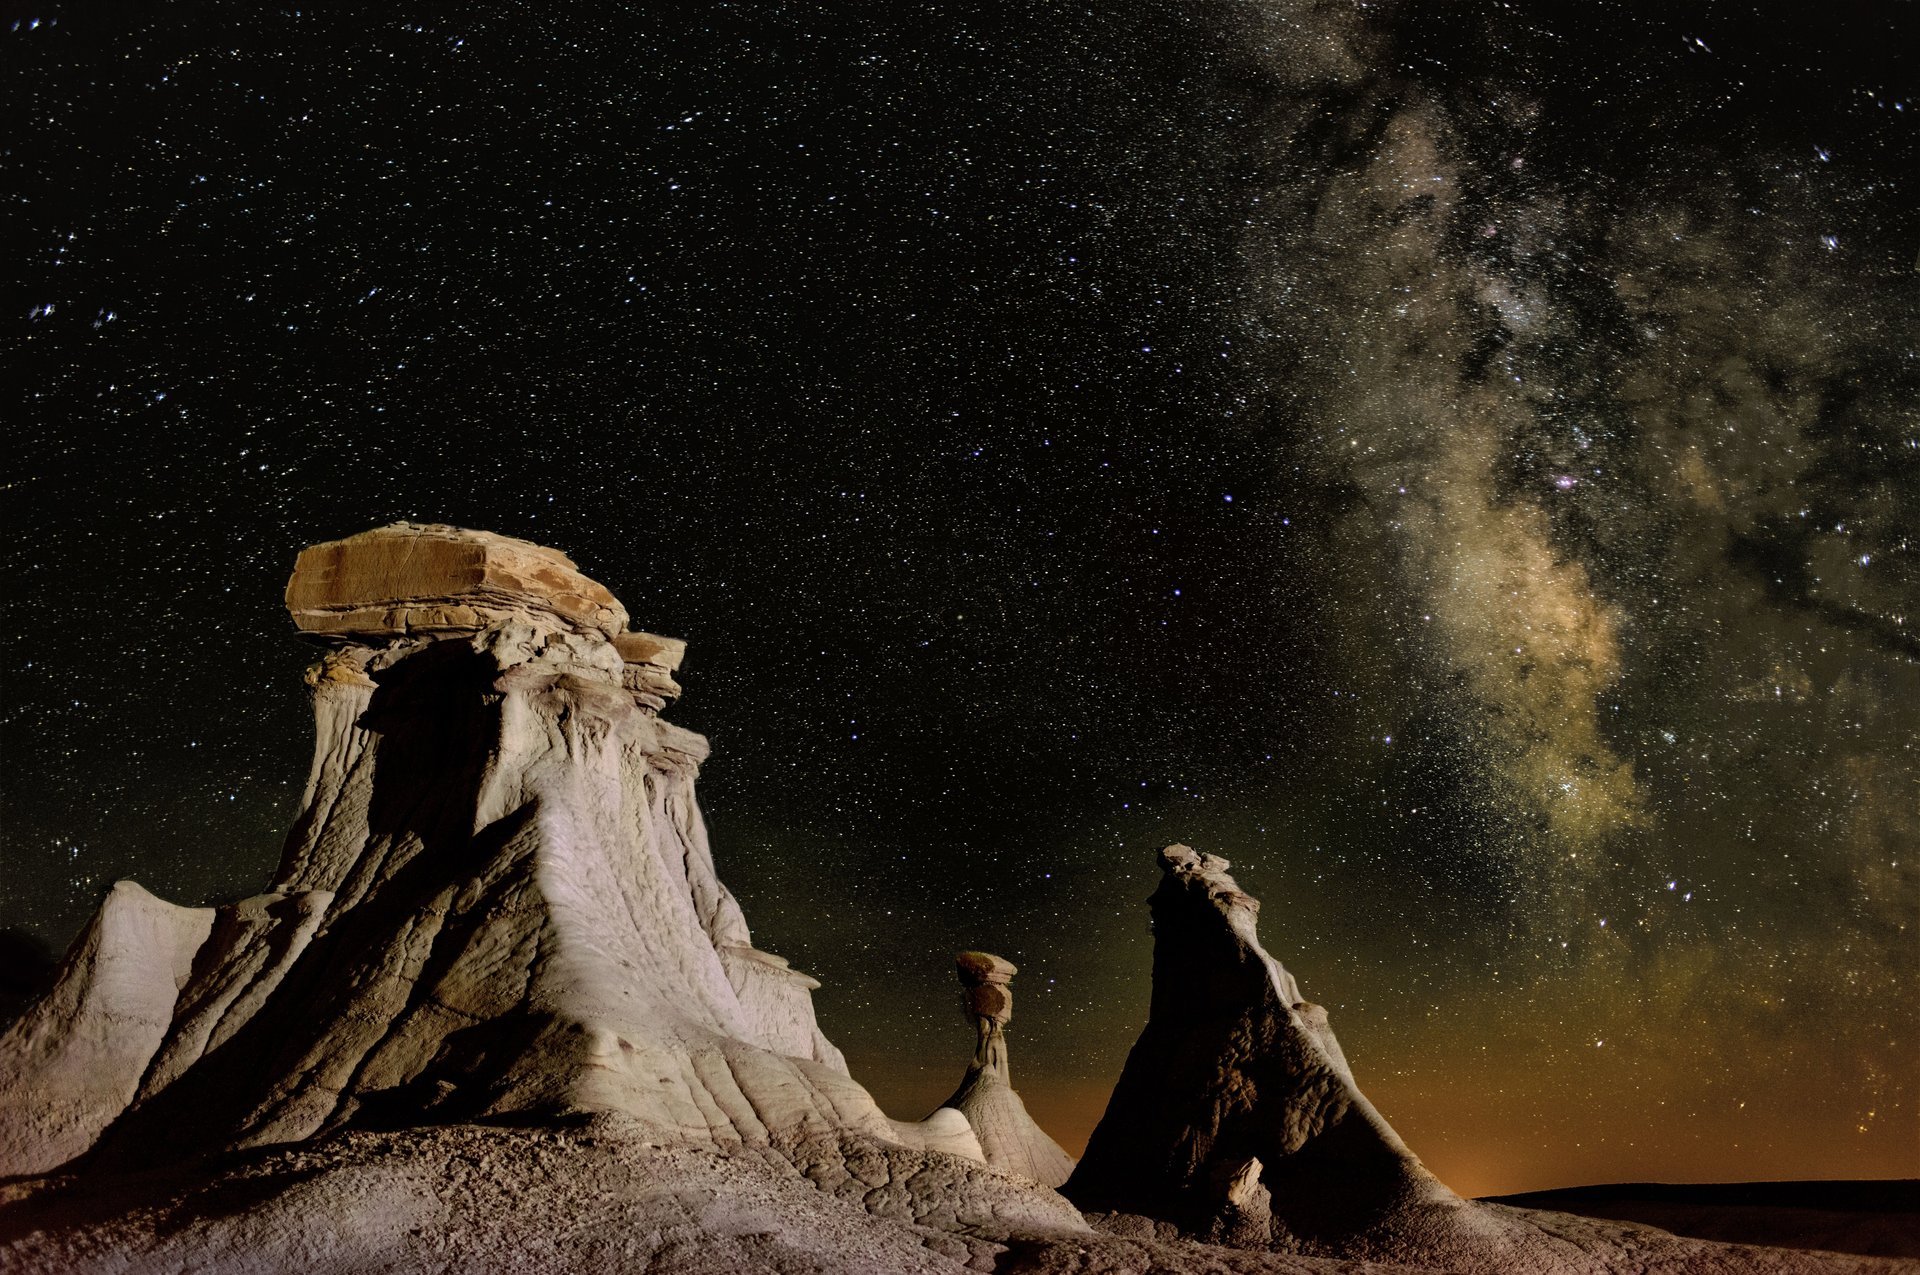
xmin=4 ymin=0 xmax=1916 ymax=1197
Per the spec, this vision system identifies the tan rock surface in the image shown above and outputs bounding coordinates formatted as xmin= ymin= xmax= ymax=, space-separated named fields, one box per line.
xmin=613 ymin=628 xmax=688 ymax=671
xmin=615 ymin=629 xmax=688 ymax=707
xmin=285 ymin=521 xmax=629 ymax=640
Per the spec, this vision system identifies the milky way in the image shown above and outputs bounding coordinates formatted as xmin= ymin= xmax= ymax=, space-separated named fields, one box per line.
xmin=1193 ymin=0 xmax=1918 ymax=1189
xmin=3 ymin=1 xmax=1914 ymax=1193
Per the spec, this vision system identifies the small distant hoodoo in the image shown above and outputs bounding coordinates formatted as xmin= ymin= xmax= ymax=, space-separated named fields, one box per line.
xmin=936 ymin=950 xmax=1076 ymax=1188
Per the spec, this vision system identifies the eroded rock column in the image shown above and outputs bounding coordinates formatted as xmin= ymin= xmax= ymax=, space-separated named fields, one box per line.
xmin=937 ymin=950 xmax=1076 ymax=1188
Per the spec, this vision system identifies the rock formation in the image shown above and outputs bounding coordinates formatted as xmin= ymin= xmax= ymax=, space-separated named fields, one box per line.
xmin=0 ymin=523 xmax=1069 ymax=1226
xmin=0 ymin=882 xmax=213 ymax=1176
xmin=1065 ymin=844 xmax=1448 ymax=1247
xmin=934 ymin=952 xmax=1076 ymax=1188
xmin=283 ymin=521 xmax=629 ymax=640
xmin=0 ymin=529 xmax=1903 ymax=1275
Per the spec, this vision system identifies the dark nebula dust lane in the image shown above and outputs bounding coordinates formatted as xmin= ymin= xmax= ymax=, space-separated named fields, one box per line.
xmin=3 ymin=1 xmax=1915 ymax=1195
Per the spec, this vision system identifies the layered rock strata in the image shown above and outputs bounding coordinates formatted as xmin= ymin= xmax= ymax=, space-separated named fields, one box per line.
xmin=284 ymin=521 xmax=629 ymax=640
xmin=935 ymin=952 xmax=1076 ymax=1188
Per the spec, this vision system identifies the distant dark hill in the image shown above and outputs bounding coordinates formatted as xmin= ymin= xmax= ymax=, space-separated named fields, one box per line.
xmin=1484 ymin=1181 xmax=1920 ymax=1260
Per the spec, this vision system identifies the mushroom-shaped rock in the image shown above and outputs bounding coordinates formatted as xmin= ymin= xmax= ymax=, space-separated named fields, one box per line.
xmin=285 ymin=521 xmax=630 ymax=640
xmin=936 ymin=950 xmax=1076 ymax=1188
xmin=1064 ymin=845 xmax=1453 ymax=1244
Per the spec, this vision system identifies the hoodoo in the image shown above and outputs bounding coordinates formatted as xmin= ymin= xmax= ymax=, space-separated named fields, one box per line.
xmin=934 ymin=951 xmax=1076 ymax=1187
xmin=0 ymin=523 xmax=1060 ymax=1222
xmin=1066 ymin=845 xmax=1449 ymax=1245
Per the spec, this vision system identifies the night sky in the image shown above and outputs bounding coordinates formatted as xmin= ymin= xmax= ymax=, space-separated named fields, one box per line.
xmin=4 ymin=1 xmax=1916 ymax=1197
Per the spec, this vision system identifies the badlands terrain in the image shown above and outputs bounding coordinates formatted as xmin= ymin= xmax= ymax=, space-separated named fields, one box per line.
xmin=1 ymin=524 xmax=1910 ymax=1274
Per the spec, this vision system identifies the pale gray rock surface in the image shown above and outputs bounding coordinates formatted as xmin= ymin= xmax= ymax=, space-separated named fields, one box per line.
xmin=1 ymin=525 xmax=1016 ymax=1193
xmin=1 ymin=1121 xmax=1905 ymax=1275
xmin=0 ymin=882 xmax=213 ymax=1177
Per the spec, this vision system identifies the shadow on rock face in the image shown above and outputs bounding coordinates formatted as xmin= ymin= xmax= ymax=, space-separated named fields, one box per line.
xmin=1066 ymin=846 xmax=1448 ymax=1246
xmin=357 ymin=641 xmax=499 ymax=847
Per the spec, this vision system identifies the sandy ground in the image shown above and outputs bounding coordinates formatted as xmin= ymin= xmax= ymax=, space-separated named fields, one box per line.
xmin=4 ymin=1120 xmax=1916 ymax=1275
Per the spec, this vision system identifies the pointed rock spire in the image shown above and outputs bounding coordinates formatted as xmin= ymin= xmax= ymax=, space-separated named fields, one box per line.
xmin=1064 ymin=845 xmax=1453 ymax=1244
